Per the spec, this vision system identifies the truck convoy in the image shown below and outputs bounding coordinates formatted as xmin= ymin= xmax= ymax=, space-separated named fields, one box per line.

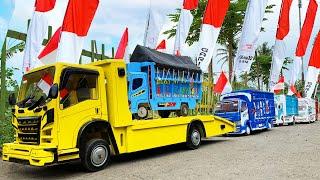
xmin=274 ymin=95 xmax=298 ymax=126
xmin=2 ymin=46 xmax=235 ymax=172
xmin=296 ymin=98 xmax=316 ymax=123
xmin=214 ymin=90 xmax=274 ymax=135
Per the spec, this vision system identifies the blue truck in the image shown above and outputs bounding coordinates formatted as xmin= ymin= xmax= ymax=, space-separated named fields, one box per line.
xmin=274 ymin=95 xmax=298 ymax=125
xmin=214 ymin=90 xmax=275 ymax=135
xmin=127 ymin=45 xmax=202 ymax=119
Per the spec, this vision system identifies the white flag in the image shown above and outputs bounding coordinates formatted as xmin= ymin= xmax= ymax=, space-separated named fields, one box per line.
xmin=173 ymin=0 xmax=198 ymax=55
xmin=234 ymin=0 xmax=268 ymax=78
xmin=23 ymin=0 xmax=56 ymax=72
xmin=196 ymin=0 xmax=230 ymax=72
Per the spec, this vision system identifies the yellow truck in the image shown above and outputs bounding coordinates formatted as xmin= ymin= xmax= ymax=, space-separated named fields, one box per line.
xmin=2 ymin=60 xmax=235 ymax=172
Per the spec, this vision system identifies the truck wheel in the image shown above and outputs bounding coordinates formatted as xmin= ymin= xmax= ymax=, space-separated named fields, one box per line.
xmin=245 ymin=125 xmax=251 ymax=135
xmin=186 ymin=125 xmax=202 ymax=149
xmin=176 ymin=104 xmax=189 ymax=117
xmin=135 ymin=106 xmax=148 ymax=119
xmin=158 ymin=110 xmax=171 ymax=118
xmin=80 ymin=139 xmax=110 ymax=172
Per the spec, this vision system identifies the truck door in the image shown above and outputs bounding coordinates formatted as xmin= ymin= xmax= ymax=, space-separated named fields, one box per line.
xmin=57 ymin=68 xmax=102 ymax=150
xmin=240 ymin=101 xmax=249 ymax=124
xmin=128 ymin=73 xmax=148 ymax=113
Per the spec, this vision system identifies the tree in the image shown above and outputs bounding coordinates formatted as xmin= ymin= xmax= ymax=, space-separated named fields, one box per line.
xmin=164 ymin=0 xmax=275 ymax=82
xmin=246 ymin=42 xmax=292 ymax=90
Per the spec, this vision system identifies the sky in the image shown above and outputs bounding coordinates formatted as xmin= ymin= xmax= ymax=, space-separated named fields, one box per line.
xmin=4 ymin=0 xmax=320 ymax=85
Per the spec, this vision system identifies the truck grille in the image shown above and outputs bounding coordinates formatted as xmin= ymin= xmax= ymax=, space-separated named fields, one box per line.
xmin=17 ymin=117 xmax=41 ymax=144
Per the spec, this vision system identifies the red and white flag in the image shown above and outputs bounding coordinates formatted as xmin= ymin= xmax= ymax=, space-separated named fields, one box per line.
xmin=289 ymin=0 xmax=319 ymax=91
xmin=57 ymin=0 xmax=99 ymax=64
xmin=23 ymin=0 xmax=56 ymax=72
xmin=37 ymin=27 xmax=61 ymax=66
xmin=304 ymin=32 xmax=320 ymax=98
xmin=196 ymin=0 xmax=230 ymax=72
xmin=273 ymin=75 xmax=285 ymax=94
xmin=156 ymin=40 xmax=166 ymax=53
xmin=269 ymin=0 xmax=293 ymax=90
xmin=115 ymin=27 xmax=129 ymax=59
xmin=214 ymin=72 xmax=232 ymax=95
xmin=37 ymin=73 xmax=53 ymax=95
xmin=173 ymin=0 xmax=198 ymax=55
xmin=234 ymin=0 xmax=268 ymax=78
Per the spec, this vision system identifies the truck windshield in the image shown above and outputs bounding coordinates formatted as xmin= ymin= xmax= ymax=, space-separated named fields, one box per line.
xmin=215 ymin=100 xmax=239 ymax=113
xmin=17 ymin=67 xmax=55 ymax=108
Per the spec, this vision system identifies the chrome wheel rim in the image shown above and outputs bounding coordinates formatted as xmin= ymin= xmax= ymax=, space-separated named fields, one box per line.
xmin=138 ymin=107 xmax=147 ymax=118
xmin=91 ymin=145 xmax=108 ymax=167
xmin=191 ymin=129 xmax=201 ymax=146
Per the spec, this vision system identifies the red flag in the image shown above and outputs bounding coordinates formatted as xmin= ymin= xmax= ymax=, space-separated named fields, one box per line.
xmin=276 ymin=0 xmax=293 ymax=40
xmin=35 ymin=0 xmax=56 ymax=12
xmin=295 ymin=0 xmax=318 ymax=57
xmin=270 ymin=0 xmax=293 ymax=90
xmin=57 ymin=0 xmax=99 ymax=64
xmin=183 ymin=0 xmax=198 ymax=10
xmin=214 ymin=72 xmax=232 ymax=94
xmin=156 ymin=40 xmax=166 ymax=52
xmin=115 ymin=27 xmax=129 ymax=59
xmin=304 ymin=32 xmax=320 ymax=98
xmin=196 ymin=0 xmax=230 ymax=71
xmin=38 ymin=27 xmax=61 ymax=65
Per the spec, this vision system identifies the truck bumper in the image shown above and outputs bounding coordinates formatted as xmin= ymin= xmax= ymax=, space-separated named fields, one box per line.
xmin=295 ymin=117 xmax=309 ymax=123
xmin=2 ymin=143 xmax=56 ymax=167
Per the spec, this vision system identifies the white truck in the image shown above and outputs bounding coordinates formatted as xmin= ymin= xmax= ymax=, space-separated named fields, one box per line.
xmin=296 ymin=98 xmax=316 ymax=123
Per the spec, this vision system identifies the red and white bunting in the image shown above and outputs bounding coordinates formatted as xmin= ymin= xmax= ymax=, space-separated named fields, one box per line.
xmin=115 ymin=27 xmax=129 ymax=60
xmin=289 ymin=0 xmax=319 ymax=90
xmin=214 ymin=72 xmax=232 ymax=95
xmin=196 ymin=0 xmax=230 ymax=72
xmin=37 ymin=73 xmax=54 ymax=95
xmin=57 ymin=0 xmax=99 ymax=64
xmin=23 ymin=0 xmax=56 ymax=72
xmin=37 ymin=27 xmax=61 ymax=67
xmin=304 ymin=32 xmax=320 ymax=98
xmin=234 ymin=0 xmax=268 ymax=78
xmin=173 ymin=0 xmax=198 ymax=55
xmin=269 ymin=0 xmax=293 ymax=90
xmin=273 ymin=75 xmax=285 ymax=94
xmin=156 ymin=40 xmax=166 ymax=53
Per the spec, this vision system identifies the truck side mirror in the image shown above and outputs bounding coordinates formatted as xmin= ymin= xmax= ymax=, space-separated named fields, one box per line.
xmin=8 ymin=93 xmax=16 ymax=106
xmin=48 ymin=84 xmax=58 ymax=99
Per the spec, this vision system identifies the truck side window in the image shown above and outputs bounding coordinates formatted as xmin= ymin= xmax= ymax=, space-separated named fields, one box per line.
xmin=132 ymin=78 xmax=143 ymax=90
xmin=60 ymin=72 xmax=99 ymax=109
xmin=241 ymin=102 xmax=247 ymax=112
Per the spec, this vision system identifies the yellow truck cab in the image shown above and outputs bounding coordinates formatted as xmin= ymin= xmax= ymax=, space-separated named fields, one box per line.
xmin=3 ymin=60 xmax=235 ymax=172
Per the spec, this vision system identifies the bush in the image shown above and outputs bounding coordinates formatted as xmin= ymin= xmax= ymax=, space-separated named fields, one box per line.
xmin=0 ymin=110 xmax=14 ymax=148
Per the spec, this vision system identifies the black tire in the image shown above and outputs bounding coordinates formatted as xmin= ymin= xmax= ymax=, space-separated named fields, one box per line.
xmin=80 ymin=139 xmax=111 ymax=172
xmin=186 ymin=125 xmax=202 ymax=150
xmin=176 ymin=104 xmax=189 ymax=117
xmin=158 ymin=110 xmax=171 ymax=118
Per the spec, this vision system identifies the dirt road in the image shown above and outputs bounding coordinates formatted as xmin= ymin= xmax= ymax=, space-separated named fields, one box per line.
xmin=1 ymin=122 xmax=320 ymax=180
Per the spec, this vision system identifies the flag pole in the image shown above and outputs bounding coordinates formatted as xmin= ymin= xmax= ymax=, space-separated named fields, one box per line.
xmin=298 ymin=0 xmax=304 ymax=82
